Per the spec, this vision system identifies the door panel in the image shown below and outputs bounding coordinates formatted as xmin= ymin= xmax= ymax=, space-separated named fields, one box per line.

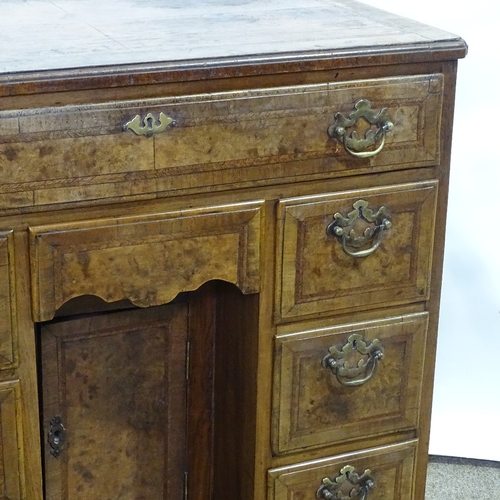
xmin=41 ymin=303 xmax=188 ymax=500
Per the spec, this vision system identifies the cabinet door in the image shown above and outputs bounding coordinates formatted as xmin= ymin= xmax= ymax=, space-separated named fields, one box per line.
xmin=41 ymin=303 xmax=188 ymax=500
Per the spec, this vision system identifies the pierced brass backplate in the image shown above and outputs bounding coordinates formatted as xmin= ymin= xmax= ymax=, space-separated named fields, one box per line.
xmin=327 ymin=99 xmax=393 ymax=158
xmin=323 ymin=334 xmax=384 ymax=387
xmin=317 ymin=465 xmax=375 ymax=500
xmin=326 ymin=199 xmax=392 ymax=258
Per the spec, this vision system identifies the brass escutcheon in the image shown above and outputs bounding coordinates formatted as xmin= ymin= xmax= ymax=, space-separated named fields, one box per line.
xmin=48 ymin=415 xmax=67 ymax=458
xmin=123 ymin=111 xmax=175 ymax=137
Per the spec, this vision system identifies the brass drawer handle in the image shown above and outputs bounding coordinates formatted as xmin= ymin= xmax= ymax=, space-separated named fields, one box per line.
xmin=326 ymin=199 xmax=391 ymax=258
xmin=317 ymin=465 xmax=375 ymax=499
xmin=48 ymin=415 xmax=67 ymax=458
xmin=328 ymin=99 xmax=393 ymax=158
xmin=124 ymin=111 xmax=175 ymax=137
xmin=322 ymin=334 xmax=384 ymax=387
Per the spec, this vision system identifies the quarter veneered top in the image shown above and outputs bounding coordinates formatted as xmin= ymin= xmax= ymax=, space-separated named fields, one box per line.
xmin=1 ymin=0 xmax=467 ymax=92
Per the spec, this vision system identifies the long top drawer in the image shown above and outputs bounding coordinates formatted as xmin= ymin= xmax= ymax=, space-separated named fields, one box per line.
xmin=0 ymin=74 xmax=442 ymax=211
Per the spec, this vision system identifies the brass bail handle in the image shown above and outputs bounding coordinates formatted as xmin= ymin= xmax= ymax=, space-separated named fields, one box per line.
xmin=317 ymin=465 xmax=375 ymax=499
xmin=326 ymin=199 xmax=392 ymax=258
xmin=328 ymin=99 xmax=394 ymax=158
xmin=322 ymin=334 xmax=384 ymax=387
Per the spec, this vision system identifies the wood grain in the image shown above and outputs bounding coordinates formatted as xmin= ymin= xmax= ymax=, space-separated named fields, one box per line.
xmin=277 ymin=181 xmax=438 ymax=319
xmin=41 ymin=304 xmax=189 ymax=500
xmin=0 ymin=231 xmax=17 ymax=368
xmin=268 ymin=440 xmax=417 ymax=500
xmin=272 ymin=313 xmax=428 ymax=454
xmin=0 ymin=75 xmax=442 ymax=210
xmin=0 ymin=380 xmax=25 ymax=499
xmin=187 ymin=283 xmax=217 ymax=500
xmin=0 ymin=0 xmax=466 ymax=97
xmin=0 ymin=2 xmax=465 ymax=498
xmin=213 ymin=282 xmax=260 ymax=500
xmin=29 ymin=201 xmax=263 ymax=321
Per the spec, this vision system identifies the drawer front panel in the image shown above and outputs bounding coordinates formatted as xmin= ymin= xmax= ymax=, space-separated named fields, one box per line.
xmin=30 ymin=201 xmax=262 ymax=321
xmin=0 ymin=230 xmax=17 ymax=369
xmin=0 ymin=380 xmax=25 ymax=500
xmin=272 ymin=313 xmax=427 ymax=454
xmin=277 ymin=181 xmax=438 ymax=319
xmin=268 ymin=440 xmax=416 ymax=500
xmin=0 ymin=75 xmax=442 ymax=209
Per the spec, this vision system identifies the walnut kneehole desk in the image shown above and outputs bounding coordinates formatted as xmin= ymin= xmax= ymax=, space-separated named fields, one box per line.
xmin=0 ymin=1 xmax=466 ymax=499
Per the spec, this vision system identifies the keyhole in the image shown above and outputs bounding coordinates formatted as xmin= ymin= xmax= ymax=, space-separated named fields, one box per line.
xmin=53 ymin=431 xmax=60 ymax=445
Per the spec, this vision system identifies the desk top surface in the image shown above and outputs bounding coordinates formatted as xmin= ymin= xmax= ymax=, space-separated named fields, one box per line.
xmin=1 ymin=0 xmax=466 ymax=94
xmin=2 ymin=0 xmax=466 ymax=72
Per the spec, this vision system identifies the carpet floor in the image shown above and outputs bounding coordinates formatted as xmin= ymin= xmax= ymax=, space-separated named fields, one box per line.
xmin=425 ymin=455 xmax=500 ymax=499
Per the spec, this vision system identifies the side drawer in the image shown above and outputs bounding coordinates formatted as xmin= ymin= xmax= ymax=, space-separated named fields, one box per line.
xmin=0 ymin=380 xmax=25 ymax=500
xmin=272 ymin=313 xmax=427 ymax=454
xmin=276 ymin=181 xmax=438 ymax=319
xmin=0 ymin=230 xmax=17 ymax=369
xmin=268 ymin=440 xmax=417 ymax=500
xmin=29 ymin=201 xmax=263 ymax=321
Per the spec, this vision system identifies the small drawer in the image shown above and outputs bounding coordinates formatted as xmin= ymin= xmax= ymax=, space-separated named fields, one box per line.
xmin=0 ymin=230 xmax=17 ymax=369
xmin=276 ymin=181 xmax=438 ymax=319
xmin=0 ymin=74 xmax=442 ymax=209
xmin=29 ymin=201 xmax=263 ymax=322
xmin=0 ymin=380 xmax=25 ymax=500
xmin=268 ymin=440 xmax=417 ymax=500
xmin=272 ymin=313 xmax=427 ymax=454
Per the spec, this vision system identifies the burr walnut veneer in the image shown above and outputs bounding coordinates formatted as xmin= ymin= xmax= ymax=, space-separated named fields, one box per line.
xmin=0 ymin=1 xmax=466 ymax=499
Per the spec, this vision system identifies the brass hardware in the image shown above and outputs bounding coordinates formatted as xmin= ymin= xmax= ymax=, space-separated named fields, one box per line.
xmin=328 ymin=99 xmax=393 ymax=158
xmin=322 ymin=334 xmax=384 ymax=387
xmin=317 ymin=465 xmax=375 ymax=499
xmin=124 ymin=112 xmax=175 ymax=137
xmin=326 ymin=199 xmax=391 ymax=258
xmin=48 ymin=415 xmax=67 ymax=458
xmin=185 ymin=340 xmax=191 ymax=382
xmin=183 ymin=471 xmax=188 ymax=500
